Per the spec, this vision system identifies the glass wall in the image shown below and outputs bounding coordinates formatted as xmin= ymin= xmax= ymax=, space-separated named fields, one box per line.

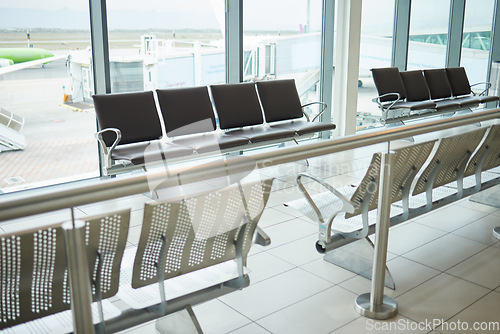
xmin=0 ymin=1 xmax=98 ymax=192
xmin=356 ymin=0 xmax=395 ymax=130
xmin=461 ymin=0 xmax=494 ymax=85
xmin=243 ymin=0 xmax=322 ymax=116
xmin=407 ymin=0 xmax=450 ymax=70
xmin=100 ymin=0 xmax=225 ymax=95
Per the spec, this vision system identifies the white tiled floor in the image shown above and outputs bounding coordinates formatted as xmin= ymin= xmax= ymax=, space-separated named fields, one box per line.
xmin=2 ymin=139 xmax=500 ymax=334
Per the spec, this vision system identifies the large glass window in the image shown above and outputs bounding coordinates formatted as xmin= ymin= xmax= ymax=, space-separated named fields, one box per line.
xmin=461 ymin=0 xmax=494 ymax=85
xmin=243 ymin=0 xmax=322 ymax=115
xmin=0 ymin=1 xmax=97 ymax=192
xmin=356 ymin=0 xmax=395 ymax=131
xmin=100 ymin=0 xmax=225 ymax=94
xmin=407 ymin=0 xmax=450 ymax=70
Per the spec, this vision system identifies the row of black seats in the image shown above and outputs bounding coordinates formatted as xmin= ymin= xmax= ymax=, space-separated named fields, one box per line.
xmin=371 ymin=66 xmax=499 ymax=122
xmin=93 ymin=79 xmax=335 ymax=175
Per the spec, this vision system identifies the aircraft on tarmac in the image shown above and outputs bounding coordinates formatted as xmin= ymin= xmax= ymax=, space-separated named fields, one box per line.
xmin=0 ymin=47 xmax=66 ymax=76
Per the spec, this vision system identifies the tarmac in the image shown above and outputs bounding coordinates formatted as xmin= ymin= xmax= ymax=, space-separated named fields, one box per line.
xmin=0 ymin=57 xmax=381 ymax=192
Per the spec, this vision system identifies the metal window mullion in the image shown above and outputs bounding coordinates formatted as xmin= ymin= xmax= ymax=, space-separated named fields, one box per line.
xmin=446 ymin=0 xmax=465 ymax=68
xmin=89 ymin=0 xmax=111 ymax=95
xmin=319 ymin=0 xmax=335 ymax=138
xmin=487 ymin=0 xmax=500 ymax=83
xmin=225 ymin=0 xmax=243 ymax=84
xmin=392 ymin=0 xmax=411 ymax=71
xmin=89 ymin=0 xmax=111 ymax=177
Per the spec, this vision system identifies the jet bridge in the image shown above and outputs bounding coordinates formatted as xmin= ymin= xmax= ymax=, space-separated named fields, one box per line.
xmin=0 ymin=108 xmax=26 ymax=152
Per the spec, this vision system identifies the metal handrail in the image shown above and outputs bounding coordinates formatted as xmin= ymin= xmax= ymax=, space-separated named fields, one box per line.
xmin=1 ymin=108 xmax=500 ymax=222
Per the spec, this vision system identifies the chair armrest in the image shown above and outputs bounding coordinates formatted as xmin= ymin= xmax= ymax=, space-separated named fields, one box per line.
xmin=470 ymin=82 xmax=492 ymax=96
xmin=297 ymin=173 xmax=355 ymax=246
xmin=372 ymin=93 xmax=401 ymax=111
xmin=95 ymin=128 xmax=121 ymax=173
xmin=95 ymin=128 xmax=121 ymax=156
xmin=301 ymin=101 xmax=327 ymax=122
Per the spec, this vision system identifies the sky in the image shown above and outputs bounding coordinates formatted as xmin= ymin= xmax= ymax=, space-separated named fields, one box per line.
xmin=0 ymin=0 xmax=494 ymax=33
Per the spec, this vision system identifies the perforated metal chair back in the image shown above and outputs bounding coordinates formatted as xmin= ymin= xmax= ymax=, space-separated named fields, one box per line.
xmin=413 ymin=128 xmax=488 ymax=195
xmin=132 ymin=178 xmax=274 ymax=289
xmin=465 ymin=124 xmax=500 ymax=176
xmin=0 ymin=209 xmax=130 ymax=330
xmin=347 ymin=140 xmax=437 ymax=218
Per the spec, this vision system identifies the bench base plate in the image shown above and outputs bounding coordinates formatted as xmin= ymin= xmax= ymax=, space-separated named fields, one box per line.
xmin=323 ymin=237 xmax=395 ymax=290
xmin=355 ymin=293 xmax=398 ymax=320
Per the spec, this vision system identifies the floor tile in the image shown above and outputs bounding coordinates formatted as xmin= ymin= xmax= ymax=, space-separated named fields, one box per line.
xmin=301 ymin=258 xmax=357 ymax=284
xmin=339 ymin=256 xmax=440 ymax=298
xmin=229 ymin=322 xmax=272 ymax=334
xmin=0 ymin=208 xmax=85 ymax=233
xmin=258 ymin=206 xmax=296 ymax=229
xmin=120 ymin=321 xmax=157 ymax=333
xmin=446 ymin=246 xmax=500 ymax=289
xmin=266 ymin=234 xmax=323 ymax=266
xmin=396 ymin=273 xmax=489 ymax=326
xmin=219 ymin=268 xmax=333 ymax=321
xmin=416 ymin=204 xmax=488 ymax=232
xmin=333 ymin=314 xmax=430 ymax=334
xmin=260 ymin=217 xmax=317 ymax=250
xmin=452 ymin=214 xmax=500 ymax=245
xmin=387 ymin=222 xmax=447 ymax=255
xmin=78 ymin=194 xmax=150 ymax=216
xmin=403 ymin=233 xmax=488 ymax=271
xmin=266 ymin=186 xmax=311 ymax=207
xmin=194 ymin=299 xmax=252 ymax=334
xmin=246 ymin=251 xmax=295 ymax=284
xmin=256 ymin=286 xmax=359 ymax=334
xmin=455 ymin=197 xmax=500 ymax=214
xmin=438 ymin=291 xmax=500 ymax=334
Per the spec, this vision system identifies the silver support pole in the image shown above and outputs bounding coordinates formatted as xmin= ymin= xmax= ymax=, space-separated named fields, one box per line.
xmin=62 ymin=220 xmax=95 ymax=334
xmin=355 ymin=151 xmax=398 ymax=319
xmin=493 ymin=226 xmax=500 ymax=239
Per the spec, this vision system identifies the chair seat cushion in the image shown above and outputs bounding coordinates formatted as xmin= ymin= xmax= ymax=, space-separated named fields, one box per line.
xmin=434 ymin=100 xmax=461 ymax=111
xmin=478 ymin=95 xmax=499 ymax=104
xmin=384 ymin=100 xmax=436 ymax=111
xmin=112 ymin=141 xmax=194 ymax=165
xmin=453 ymin=96 xmax=482 ymax=107
xmin=270 ymin=120 xmax=336 ymax=135
xmin=225 ymin=126 xmax=295 ymax=143
xmin=171 ymin=133 xmax=250 ymax=154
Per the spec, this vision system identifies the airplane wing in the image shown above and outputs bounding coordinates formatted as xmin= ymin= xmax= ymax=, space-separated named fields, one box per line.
xmin=0 ymin=54 xmax=67 ymax=76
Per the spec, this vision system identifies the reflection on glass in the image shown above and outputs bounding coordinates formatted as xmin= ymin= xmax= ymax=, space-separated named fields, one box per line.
xmin=0 ymin=1 xmax=98 ymax=192
xmin=461 ymin=0 xmax=494 ymax=85
xmin=407 ymin=0 xmax=450 ymax=70
xmin=243 ymin=0 xmax=322 ymax=116
xmin=357 ymin=0 xmax=395 ymax=131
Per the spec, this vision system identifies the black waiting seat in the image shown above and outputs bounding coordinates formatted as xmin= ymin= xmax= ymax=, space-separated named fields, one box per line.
xmin=401 ymin=70 xmax=462 ymax=111
xmin=210 ymin=83 xmax=296 ymax=143
xmin=156 ymin=87 xmax=250 ymax=153
xmin=423 ymin=68 xmax=480 ymax=109
xmin=445 ymin=67 xmax=499 ymax=105
xmin=371 ymin=67 xmax=436 ymax=111
xmin=255 ymin=79 xmax=335 ymax=135
xmin=93 ymin=91 xmax=193 ymax=169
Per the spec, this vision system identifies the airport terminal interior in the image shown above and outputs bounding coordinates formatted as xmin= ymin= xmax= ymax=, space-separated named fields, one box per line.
xmin=1 ymin=0 xmax=500 ymax=333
